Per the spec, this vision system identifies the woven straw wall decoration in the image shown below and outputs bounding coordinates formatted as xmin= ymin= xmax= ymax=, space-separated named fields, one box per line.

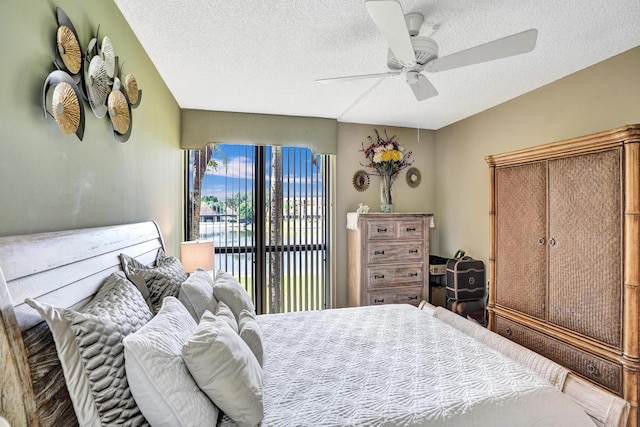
xmin=43 ymin=7 xmax=142 ymax=141
xmin=100 ymin=36 xmax=116 ymax=79
xmin=52 ymin=81 xmax=81 ymax=135
xmin=56 ymin=26 xmax=81 ymax=75
xmin=54 ymin=8 xmax=83 ymax=77
xmin=124 ymin=73 xmax=141 ymax=106
xmin=108 ymin=90 xmax=130 ymax=135
xmin=42 ymin=69 xmax=85 ymax=140
xmin=85 ymin=55 xmax=109 ymax=117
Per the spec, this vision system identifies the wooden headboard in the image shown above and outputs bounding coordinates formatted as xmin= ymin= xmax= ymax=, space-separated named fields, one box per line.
xmin=0 ymin=221 xmax=165 ymax=427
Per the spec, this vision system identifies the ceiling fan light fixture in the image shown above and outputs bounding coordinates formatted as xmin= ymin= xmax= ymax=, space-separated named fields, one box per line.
xmin=404 ymin=12 xmax=424 ymax=36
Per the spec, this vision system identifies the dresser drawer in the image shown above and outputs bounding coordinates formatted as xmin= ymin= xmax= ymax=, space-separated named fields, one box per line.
xmin=367 ymin=242 xmax=423 ymax=264
xmin=366 ymin=264 xmax=423 ymax=289
xmin=365 ymin=221 xmax=397 ymax=240
xmin=494 ymin=316 xmax=622 ymax=394
xmin=398 ymin=221 xmax=424 ymax=240
xmin=367 ymin=288 xmax=422 ymax=306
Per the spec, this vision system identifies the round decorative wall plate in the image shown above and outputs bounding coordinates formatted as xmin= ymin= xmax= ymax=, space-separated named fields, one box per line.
xmin=352 ymin=170 xmax=370 ymax=192
xmin=406 ymin=167 xmax=421 ymax=188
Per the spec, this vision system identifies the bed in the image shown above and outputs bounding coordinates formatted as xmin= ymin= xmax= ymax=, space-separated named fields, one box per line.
xmin=0 ymin=221 xmax=630 ymax=427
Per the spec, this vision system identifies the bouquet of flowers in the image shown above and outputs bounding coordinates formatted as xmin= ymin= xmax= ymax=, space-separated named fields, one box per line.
xmin=360 ymin=129 xmax=413 ymax=178
xmin=361 ymin=129 xmax=413 ymax=212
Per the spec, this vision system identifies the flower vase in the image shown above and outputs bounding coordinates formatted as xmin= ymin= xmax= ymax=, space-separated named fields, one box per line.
xmin=380 ymin=171 xmax=394 ymax=213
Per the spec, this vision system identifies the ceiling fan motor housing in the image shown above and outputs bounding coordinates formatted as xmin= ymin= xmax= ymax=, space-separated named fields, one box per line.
xmin=387 ymin=37 xmax=438 ymax=70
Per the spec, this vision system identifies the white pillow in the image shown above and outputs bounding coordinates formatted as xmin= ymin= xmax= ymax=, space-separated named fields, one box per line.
xmin=178 ymin=268 xmax=218 ymax=321
xmin=213 ymin=270 xmax=255 ymax=321
xmin=182 ymin=311 xmax=263 ymax=426
xmin=238 ymin=309 xmax=264 ymax=367
xmin=123 ymin=297 xmax=219 ymax=427
xmin=215 ymin=300 xmax=239 ymax=333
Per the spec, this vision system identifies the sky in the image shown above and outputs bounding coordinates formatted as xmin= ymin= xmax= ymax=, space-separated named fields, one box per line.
xmin=196 ymin=144 xmax=324 ymax=201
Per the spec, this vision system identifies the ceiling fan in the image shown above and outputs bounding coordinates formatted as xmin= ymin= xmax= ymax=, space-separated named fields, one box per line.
xmin=317 ymin=0 xmax=538 ymax=102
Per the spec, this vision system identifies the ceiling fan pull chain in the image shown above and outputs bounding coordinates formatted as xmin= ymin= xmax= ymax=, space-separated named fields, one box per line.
xmin=417 ymin=97 xmax=420 ymax=144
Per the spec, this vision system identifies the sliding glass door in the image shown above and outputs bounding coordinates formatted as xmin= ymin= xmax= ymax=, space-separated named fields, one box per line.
xmin=186 ymin=144 xmax=331 ymax=314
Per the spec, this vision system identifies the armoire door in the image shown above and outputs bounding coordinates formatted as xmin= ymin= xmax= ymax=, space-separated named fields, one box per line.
xmin=547 ymin=149 xmax=623 ymax=348
xmin=495 ymin=161 xmax=547 ymax=319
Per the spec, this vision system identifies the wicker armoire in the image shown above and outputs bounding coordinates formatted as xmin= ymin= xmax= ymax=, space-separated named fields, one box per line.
xmin=485 ymin=125 xmax=640 ymax=427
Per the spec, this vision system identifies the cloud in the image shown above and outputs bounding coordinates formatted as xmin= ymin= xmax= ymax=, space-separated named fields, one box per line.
xmin=206 ymin=155 xmax=254 ymax=179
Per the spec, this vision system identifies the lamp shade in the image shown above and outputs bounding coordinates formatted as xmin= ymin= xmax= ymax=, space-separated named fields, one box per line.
xmin=180 ymin=240 xmax=214 ymax=273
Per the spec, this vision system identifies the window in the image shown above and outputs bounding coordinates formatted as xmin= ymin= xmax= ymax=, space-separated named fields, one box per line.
xmin=186 ymin=144 xmax=331 ymax=314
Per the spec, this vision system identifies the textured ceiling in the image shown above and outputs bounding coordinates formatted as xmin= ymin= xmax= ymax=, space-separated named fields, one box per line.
xmin=114 ymin=0 xmax=640 ymax=130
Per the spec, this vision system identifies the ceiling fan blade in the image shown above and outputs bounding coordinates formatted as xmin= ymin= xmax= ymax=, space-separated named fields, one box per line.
xmin=425 ymin=29 xmax=538 ymax=73
xmin=365 ymin=0 xmax=416 ymax=67
xmin=407 ymin=72 xmax=438 ymax=101
xmin=316 ymin=71 xmax=400 ymax=84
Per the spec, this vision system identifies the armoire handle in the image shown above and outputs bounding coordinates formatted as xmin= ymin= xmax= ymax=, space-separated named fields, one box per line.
xmin=549 ymin=238 xmax=556 ymax=247
xmin=538 ymin=237 xmax=545 ymax=245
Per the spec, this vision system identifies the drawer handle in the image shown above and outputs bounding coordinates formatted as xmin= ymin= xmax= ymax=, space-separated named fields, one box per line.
xmin=374 ymin=250 xmax=385 ymax=255
xmin=586 ymin=364 xmax=598 ymax=375
xmin=406 ymin=227 xmax=416 ymax=232
xmin=504 ymin=327 xmax=512 ymax=336
xmin=377 ymin=228 xmax=388 ymax=233
xmin=374 ymin=298 xmax=385 ymax=304
xmin=408 ymin=249 xmax=418 ymax=254
xmin=408 ymin=295 xmax=418 ymax=300
xmin=408 ymin=272 xmax=418 ymax=277
xmin=374 ymin=274 xmax=385 ymax=279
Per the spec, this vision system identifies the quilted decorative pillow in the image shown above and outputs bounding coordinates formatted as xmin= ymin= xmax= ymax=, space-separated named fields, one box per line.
xmin=182 ymin=310 xmax=263 ymax=426
xmin=213 ymin=270 xmax=255 ymax=321
xmin=121 ymin=249 xmax=187 ymax=313
xmin=123 ymin=297 xmax=219 ymax=427
xmin=26 ymin=271 xmax=152 ymax=427
xmin=178 ymin=268 xmax=218 ymax=322
xmin=238 ymin=309 xmax=264 ymax=367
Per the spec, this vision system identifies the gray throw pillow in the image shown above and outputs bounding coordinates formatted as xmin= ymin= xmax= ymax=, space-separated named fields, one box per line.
xmin=26 ymin=272 xmax=152 ymax=427
xmin=122 ymin=249 xmax=187 ymax=313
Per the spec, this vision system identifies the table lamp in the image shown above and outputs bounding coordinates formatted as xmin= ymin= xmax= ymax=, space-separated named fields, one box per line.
xmin=180 ymin=240 xmax=214 ymax=273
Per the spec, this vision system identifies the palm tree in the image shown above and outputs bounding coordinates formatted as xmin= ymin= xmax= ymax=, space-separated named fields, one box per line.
xmin=189 ymin=144 xmax=225 ymax=240
xmin=269 ymin=146 xmax=283 ymax=312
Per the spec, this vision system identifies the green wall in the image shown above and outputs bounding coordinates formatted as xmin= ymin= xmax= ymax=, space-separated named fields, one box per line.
xmin=0 ymin=0 xmax=183 ymax=255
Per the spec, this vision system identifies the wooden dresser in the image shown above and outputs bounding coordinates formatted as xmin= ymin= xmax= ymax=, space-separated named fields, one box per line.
xmin=347 ymin=213 xmax=431 ymax=307
xmin=486 ymin=125 xmax=640 ymax=427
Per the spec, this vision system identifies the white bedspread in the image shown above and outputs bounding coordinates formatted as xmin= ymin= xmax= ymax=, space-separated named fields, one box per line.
xmin=219 ymin=304 xmax=594 ymax=426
